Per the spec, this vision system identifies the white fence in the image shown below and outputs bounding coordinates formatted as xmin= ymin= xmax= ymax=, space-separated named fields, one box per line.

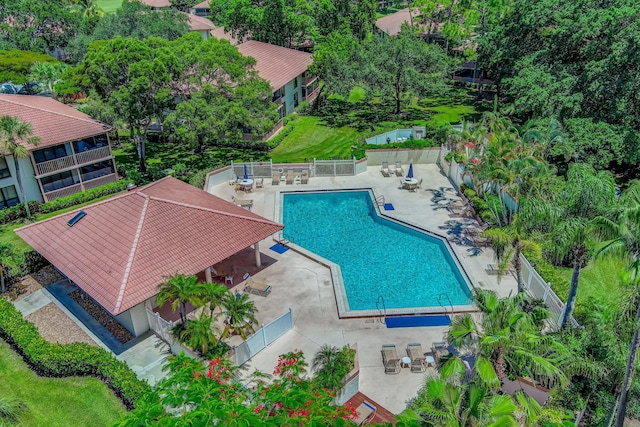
xmin=146 ymin=308 xmax=174 ymax=344
xmin=231 ymin=160 xmax=273 ymax=178
xmin=439 ymin=147 xmax=579 ymax=330
xmin=232 ymin=307 xmax=294 ymax=366
xmin=313 ymin=158 xmax=356 ymax=176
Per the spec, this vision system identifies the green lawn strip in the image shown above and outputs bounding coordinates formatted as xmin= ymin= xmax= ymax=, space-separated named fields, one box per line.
xmin=0 ymin=339 xmax=126 ymax=427
xmin=555 ymin=256 xmax=628 ymax=309
xmin=270 ymin=116 xmax=362 ymax=163
xmin=96 ymin=0 xmax=123 ymax=12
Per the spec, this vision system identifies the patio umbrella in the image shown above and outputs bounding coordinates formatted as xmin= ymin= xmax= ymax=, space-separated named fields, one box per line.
xmin=243 ymin=163 xmax=249 ymax=180
xmin=407 ymin=163 xmax=414 ymax=179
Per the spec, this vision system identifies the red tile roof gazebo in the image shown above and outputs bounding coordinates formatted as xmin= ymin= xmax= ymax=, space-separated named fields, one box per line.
xmin=16 ymin=177 xmax=283 ymax=315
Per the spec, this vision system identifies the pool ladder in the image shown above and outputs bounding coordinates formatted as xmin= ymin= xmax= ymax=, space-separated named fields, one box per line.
xmin=376 ymin=295 xmax=387 ymax=322
xmin=375 ymin=195 xmax=385 ymax=207
xmin=438 ymin=294 xmax=454 ymax=316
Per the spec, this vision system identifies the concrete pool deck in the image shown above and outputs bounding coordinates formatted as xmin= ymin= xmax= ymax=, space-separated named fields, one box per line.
xmin=208 ymin=164 xmax=517 ymax=414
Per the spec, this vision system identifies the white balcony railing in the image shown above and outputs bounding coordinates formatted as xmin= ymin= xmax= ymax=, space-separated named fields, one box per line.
xmin=43 ymin=184 xmax=82 ymax=201
xmin=35 ymin=146 xmax=112 ymax=176
xmin=82 ymin=173 xmax=117 ymax=190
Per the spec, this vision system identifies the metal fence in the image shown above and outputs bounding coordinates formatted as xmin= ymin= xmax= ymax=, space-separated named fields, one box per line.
xmin=232 ymin=307 xmax=294 ymax=366
xmin=439 ymin=146 xmax=579 ymax=330
xmin=230 ymin=160 xmax=273 ymax=178
xmin=313 ymin=158 xmax=356 ymax=176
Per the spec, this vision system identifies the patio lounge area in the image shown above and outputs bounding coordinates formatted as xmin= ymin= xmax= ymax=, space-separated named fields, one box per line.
xmin=207 ymin=163 xmax=517 ymax=413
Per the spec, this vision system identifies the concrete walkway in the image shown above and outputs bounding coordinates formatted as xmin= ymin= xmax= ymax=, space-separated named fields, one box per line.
xmin=208 ymin=164 xmax=518 ymax=413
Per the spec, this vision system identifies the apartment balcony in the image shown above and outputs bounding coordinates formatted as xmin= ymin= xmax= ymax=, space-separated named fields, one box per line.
xmin=302 ymin=75 xmax=318 ymax=86
xmin=34 ymin=146 xmax=112 ymax=177
xmin=42 ymin=172 xmax=117 ymax=202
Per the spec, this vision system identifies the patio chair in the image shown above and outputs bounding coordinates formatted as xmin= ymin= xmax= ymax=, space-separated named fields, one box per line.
xmin=243 ymin=273 xmax=271 ymax=297
xmin=231 ymin=196 xmax=253 ymax=210
xmin=381 ymin=162 xmax=390 ymax=177
xmin=485 ymin=263 xmax=501 ymax=275
xmin=395 ymin=162 xmax=404 ymax=177
xmin=354 ymin=401 xmax=376 ymax=426
xmin=406 ymin=343 xmax=426 ymax=373
xmin=301 ymin=169 xmax=309 ymax=184
xmin=381 ymin=344 xmax=401 ymax=374
xmin=286 ymin=169 xmax=295 ymax=185
xmin=417 ymin=178 xmax=423 ymax=189
xmin=255 ymin=178 xmax=264 ymax=188
xmin=272 ymin=172 xmax=280 ymax=185
xmin=432 ymin=341 xmax=450 ymax=362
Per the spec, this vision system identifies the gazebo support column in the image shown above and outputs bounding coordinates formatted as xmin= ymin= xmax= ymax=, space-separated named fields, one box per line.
xmin=205 ymin=266 xmax=213 ymax=283
xmin=254 ymin=242 xmax=261 ymax=267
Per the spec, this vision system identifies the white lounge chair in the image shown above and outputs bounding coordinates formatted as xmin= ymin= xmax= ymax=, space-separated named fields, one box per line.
xmin=406 ymin=343 xmax=426 ymax=373
xmin=381 ymin=344 xmax=401 ymax=374
xmin=243 ymin=273 xmax=271 ymax=297
xmin=354 ymin=401 xmax=376 ymax=425
xmin=380 ymin=162 xmax=390 ymax=177
xmin=395 ymin=162 xmax=404 ymax=176
xmin=272 ymin=172 xmax=280 ymax=185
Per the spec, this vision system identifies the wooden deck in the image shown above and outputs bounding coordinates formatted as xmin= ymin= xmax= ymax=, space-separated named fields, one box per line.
xmin=344 ymin=391 xmax=397 ymax=425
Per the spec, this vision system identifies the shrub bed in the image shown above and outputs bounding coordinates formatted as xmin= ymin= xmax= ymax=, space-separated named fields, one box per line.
xmin=0 ymin=180 xmax=131 ymax=225
xmin=0 ymin=298 xmax=150 ymax=409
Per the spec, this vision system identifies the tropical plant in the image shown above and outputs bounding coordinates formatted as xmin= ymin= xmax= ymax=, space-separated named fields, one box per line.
xmin=591 ymin=181 xmax=640 ymax=426
xmin=70 ymin=0 xmax=104 ymax=18
xmin=196 ymin=281 xmax=228 ymax=318
xmin=0 ymin=116 xmax=40 ymax=219
xmin=448 ymin=289 xmax=571 ymax=388
xmin=29 ymin=61 xmax=68 ymax=97
xmin=523 ymin=163 xmax=617 ymax=328
xmin=482 ymin=214 xmax=540 ymax=293
xmin=156 ymin=273 xmax=200 ymax=326
xmin=178 ymin=313 xmax=220 ymax=357
xmin=221 ymin=292 xmax=258 ymax=340
xmin=114 ymin=351 xmax=360 ymax=425
xmin=311 ymin=344 xmax=355 ymax=393
xmin=0 ymin=396 xmax=27 ymax=425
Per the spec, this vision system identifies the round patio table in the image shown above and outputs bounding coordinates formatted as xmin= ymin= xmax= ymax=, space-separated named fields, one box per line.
xmin=401 ymin=356 xmax=411 ymax=368
xmin=238 ymin=179 xmax=254 ymax=191
xmin=404 ymin=178 xmax=417 ymax=185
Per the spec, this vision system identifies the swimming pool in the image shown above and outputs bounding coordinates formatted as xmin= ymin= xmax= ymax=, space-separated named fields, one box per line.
xmin=282 ymin=190 xmax=473 ymax=316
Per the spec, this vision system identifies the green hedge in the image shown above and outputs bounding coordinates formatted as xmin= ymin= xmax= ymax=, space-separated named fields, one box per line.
xmin=0 ymin=180 xmax=131 ymax=225
xmin=0 ymin=298 xmax=150 ymax=409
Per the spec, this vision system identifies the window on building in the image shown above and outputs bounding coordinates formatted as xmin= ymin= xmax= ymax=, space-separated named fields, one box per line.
xmin=293 ymin=76 xmax=298 ymax=89
xmin=0 ymin=185 xmax=18 ymax=209
xmin=73 ymin=134 xmax=109 ymax=153
xmin=33 ymin=145 xmax=68 ymax=164
xmin=277 ymin=104 xmax=285 ymax=120
xmin=0 ymin=157 xmax=10 ymax=179
xmin=41 ymin=171 xmax=76 ymax=193
xmin=80 ymin=160 xmax=114 ymax=182
xmin=293 ymin=92 xmax=299 ymax=108
xmin=272 ymin=89 xmax=281 ymax=101
xmin=281 ymin=85 xmax=286 ymax=97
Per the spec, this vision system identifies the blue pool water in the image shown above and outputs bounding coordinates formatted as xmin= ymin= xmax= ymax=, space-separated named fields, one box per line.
xmin=282 ymin=191 xmax=472 ymax=311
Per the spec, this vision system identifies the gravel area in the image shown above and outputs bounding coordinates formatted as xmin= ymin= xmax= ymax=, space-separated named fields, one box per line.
xmin=70 ymin=290 xmax=134 ymax=343
xmin=25 ymin=303 xmax=97 ymax=346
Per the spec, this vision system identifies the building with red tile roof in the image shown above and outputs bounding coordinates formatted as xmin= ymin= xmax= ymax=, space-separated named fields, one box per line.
xmin=16 ymin=177 xmax=283 ymax=336
xmin=237 ymin=41 xmax=319 ymax=127
xmin=0 ymin=94 xmax=117 ymax=206
xmin=190 ymin=0 xmax=211 ymax=16
xmin=138 ymin=0 xmax=171 ymax=8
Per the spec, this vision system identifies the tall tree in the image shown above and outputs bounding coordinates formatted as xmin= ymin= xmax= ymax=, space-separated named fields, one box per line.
xmin=592 ymin=181 xmax=640 ymax=426
xmin=80 ymin=36 xmax=174 ymax=172
xmin=357 ymin=25 xmax=452 ymax=113
xmin=524 ymin=163 xmax=617 ymax=328
xmin=156 ymin=273 xmax=200 ymax=325
xmin=221 ymin=292 xmax=258 ymax=340
xmin=0 ymin=243 xmax=23 ymax=294
xmin=0 ymin=50 xmax=57 ymax=84
xmin=0 ymin=116 xmax=40 ymax=219
xmin=210 ymin=0 xmax=315 ymax=47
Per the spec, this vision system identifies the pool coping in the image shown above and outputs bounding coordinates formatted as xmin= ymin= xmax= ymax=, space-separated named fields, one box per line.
xmin=276 ymin=188 xmax=478 ymax=318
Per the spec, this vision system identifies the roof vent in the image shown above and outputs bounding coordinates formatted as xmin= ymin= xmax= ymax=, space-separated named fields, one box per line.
xmin=67 ymin=211 xmax=87 ymax=227
xmin=126 ymin=183 xmax=137 ymax=191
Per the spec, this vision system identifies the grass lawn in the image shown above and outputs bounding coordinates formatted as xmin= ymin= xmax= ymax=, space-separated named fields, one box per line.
xmin=270 ymin=116 xmax=361 ymax=163
xmin=270 ymin=86 xmax=489 ymax=163
xmin=0 ymin=339 xmax=126 ymax=426
xmin=96 ymin=0 xmax=122 ymax=12
xmin=556 ymin=257 xmax=628 ymax=309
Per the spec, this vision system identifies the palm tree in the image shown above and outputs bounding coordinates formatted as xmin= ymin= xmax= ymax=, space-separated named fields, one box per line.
xmin=156 ymin=273 xmax=200 ymax=326
xmin=196 ymin=281 xmax=228 ymax=318
xmin=448 ymin=289 xmax=570 ymax=388
xmin=481 ymin=215 xmax=540 ymax=293
xmin=591 ymin=181 xmax=640 ymax=427
xmin=0 ymin=116 xmax=40 ymax=219
xmin=522 ymin=118 xmax=566 ymax=160
xmin=0 ymin=396 xmax=27 ymax=424
xmin=70 ymin=0 xmax=104 ymax=19
xmin=178 ymin=314 xmax=219 ymax=356
xmin=221 ymin=292 xmax=258 ymax=340
xmin=29 ymin=62 xmax=69 ymax=98
xmin=311 ymin=344 xmax=354 ymax=392
xmin=524 ymin=163 xmax=617 ymax=328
